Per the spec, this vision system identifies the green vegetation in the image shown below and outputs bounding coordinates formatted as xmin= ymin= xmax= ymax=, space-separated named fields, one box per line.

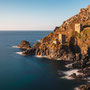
xmin=73 ymin=29 xmax=90 ymax=40
xmin=82 ymin=29 xmax=90 ymax=35
xmin=82 ymin=29 xmax=90 ymax=40
xmin=73 ymin=31 xmax=82 ymax=39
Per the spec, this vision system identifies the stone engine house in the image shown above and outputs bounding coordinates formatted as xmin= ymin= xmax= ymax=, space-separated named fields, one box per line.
xmin=75 ymin=24 xmax=82 ymax=33
xmin=59 ymin=34 xmax=66 ymax=44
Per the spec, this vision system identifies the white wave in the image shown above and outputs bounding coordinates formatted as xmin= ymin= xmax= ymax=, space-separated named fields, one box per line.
xmin=12 ymin=46 xmax=20 ymax=48
xmin=65 ymin=63 xmax=73 ymax=68
xmin=87 ymin=77 xmax=90 ymax=82
xmin=87 ymin=81 xmax=90 ymax=82
xmin=37 ymin=40 xmax=41 ymax=42
xmin=16 ymin=52 xmax=23 ymax=55
xmin=63 ymin=69 xmax=80 ymax=76
xmin=35 ymin=55 xmax=48 ymax=58
xmin=74 ymin=87 xmax=80 ymax=90
xmin=35 ymin=55 xmax=42 ymax=58
xmin=61 ymin=69 xmax=82 ymax=80
xmin=87 ymin=77 xmax=90 ymax=80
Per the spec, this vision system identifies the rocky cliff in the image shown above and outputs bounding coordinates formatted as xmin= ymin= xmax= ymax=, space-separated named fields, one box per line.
xmin=20 ymin=5 xmax=90 ymax=61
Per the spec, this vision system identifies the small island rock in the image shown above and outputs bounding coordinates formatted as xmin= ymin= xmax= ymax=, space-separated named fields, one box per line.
xmin=17 ymin=40 xmax=31 ymax=49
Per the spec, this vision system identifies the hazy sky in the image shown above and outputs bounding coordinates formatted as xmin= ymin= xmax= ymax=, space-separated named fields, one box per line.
xmin=0 ymin=0 xmax=90 ymax=31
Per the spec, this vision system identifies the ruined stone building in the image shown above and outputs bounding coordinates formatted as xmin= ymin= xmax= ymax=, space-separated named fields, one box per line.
xmin=58 ymin=34 xmax=66 ymax=44
xmin=75 ymin=24 xmax=82 ymax=33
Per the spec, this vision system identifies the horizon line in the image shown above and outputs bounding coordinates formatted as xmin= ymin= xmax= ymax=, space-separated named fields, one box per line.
xmin=0 ymin=30 xmax=53 ymax=31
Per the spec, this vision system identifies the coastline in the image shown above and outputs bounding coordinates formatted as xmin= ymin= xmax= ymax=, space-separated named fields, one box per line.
xmin=15 ymin=5 xmax=90 ymax=90
xmin=15 ymin=47 xmax=90 ymax=90
xmin=15 ymin=49 xmax=90 ymax=89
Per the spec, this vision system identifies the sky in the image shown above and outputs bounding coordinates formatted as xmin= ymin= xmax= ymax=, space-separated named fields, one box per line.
xmin=0 ymin=0 xmax=90 ymax=31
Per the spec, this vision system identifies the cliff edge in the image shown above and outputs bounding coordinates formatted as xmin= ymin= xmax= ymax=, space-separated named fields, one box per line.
xmin=21 ymin=5 xmax=90 ymax=61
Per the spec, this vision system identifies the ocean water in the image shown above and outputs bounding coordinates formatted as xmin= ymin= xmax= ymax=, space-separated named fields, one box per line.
xmin=0 ymin=31 xmax=82 ymax=90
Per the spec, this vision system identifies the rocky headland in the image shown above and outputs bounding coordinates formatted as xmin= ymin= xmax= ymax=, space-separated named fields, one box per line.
xmin=17 ymin=5 xmax=90 ymax=90
xmin=17 ymin=40 xmax=31 ymax=49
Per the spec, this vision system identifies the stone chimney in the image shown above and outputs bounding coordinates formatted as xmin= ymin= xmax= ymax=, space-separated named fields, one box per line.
xmin=75 ymin=24 xmax=82 ymax=33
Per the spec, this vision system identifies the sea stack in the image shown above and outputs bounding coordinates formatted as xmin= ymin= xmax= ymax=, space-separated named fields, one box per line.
xmin=17 ymin=40 xmax=31 ymax=49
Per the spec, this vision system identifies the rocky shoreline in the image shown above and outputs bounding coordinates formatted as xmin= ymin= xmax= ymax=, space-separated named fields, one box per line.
xmin=17 ymin=5 xmax=90 ymax=90
xmin=17 ymin=40 xmax=90 ymax=90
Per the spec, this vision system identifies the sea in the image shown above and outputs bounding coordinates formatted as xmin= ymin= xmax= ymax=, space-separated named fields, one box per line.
xmin=0 ymin=31 xmax=83 ymax=90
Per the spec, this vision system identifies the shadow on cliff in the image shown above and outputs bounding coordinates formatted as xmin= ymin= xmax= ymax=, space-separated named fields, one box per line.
xmin=82 ymin=25 xmax=90 ymax=29
xmin=69 ymin=37 xmax=82 ymax=60
xmin=88 ymin=47 xmax=90 ymax=58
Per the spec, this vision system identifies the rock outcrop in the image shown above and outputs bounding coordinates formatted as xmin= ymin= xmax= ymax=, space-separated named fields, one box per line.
xmin=22 ymin=42 xmax=41 ymax=55
xmin=17 ymin=40 xmax=31 ymax=49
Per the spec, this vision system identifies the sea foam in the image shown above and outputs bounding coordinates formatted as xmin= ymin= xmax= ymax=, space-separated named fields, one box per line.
xmin=35 ymin=55 xmax=48 ymax=58
xmin=74 ymin=87 xmax=80 ymax=90
xmin=16 ymin=52 xmax=23 ymax=55
xmin=12 ymin=46 xmax=20 ymax=48
xmin=87 ymin=77 xmax=90 ymax=82
xmin=61 ymin=69 xmax=81 ymax=80
xmin=65 ymin=63 xmax=73 ymax=68
xmin=37 ymin=40 xmax=41 ymax=42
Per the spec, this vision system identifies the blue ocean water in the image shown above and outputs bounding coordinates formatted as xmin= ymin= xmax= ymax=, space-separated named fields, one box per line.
xmin=0 ymin=31 xmax=81 ymax=90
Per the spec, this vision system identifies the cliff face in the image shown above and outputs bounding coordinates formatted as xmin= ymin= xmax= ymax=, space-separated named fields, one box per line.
xmin=19 ymin=5 xmax=90 ymax=62
xmin=33 ymin=5 xmax=90 ymax=60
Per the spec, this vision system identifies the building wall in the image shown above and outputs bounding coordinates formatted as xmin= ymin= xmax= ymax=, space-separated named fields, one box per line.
xmin=59 ymin=34 xmax=66 ymax=44
xmin=59 ymin=34 xmax=62 ymax=42
xmin=75 ymin=24 xmax=82 ymax=33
